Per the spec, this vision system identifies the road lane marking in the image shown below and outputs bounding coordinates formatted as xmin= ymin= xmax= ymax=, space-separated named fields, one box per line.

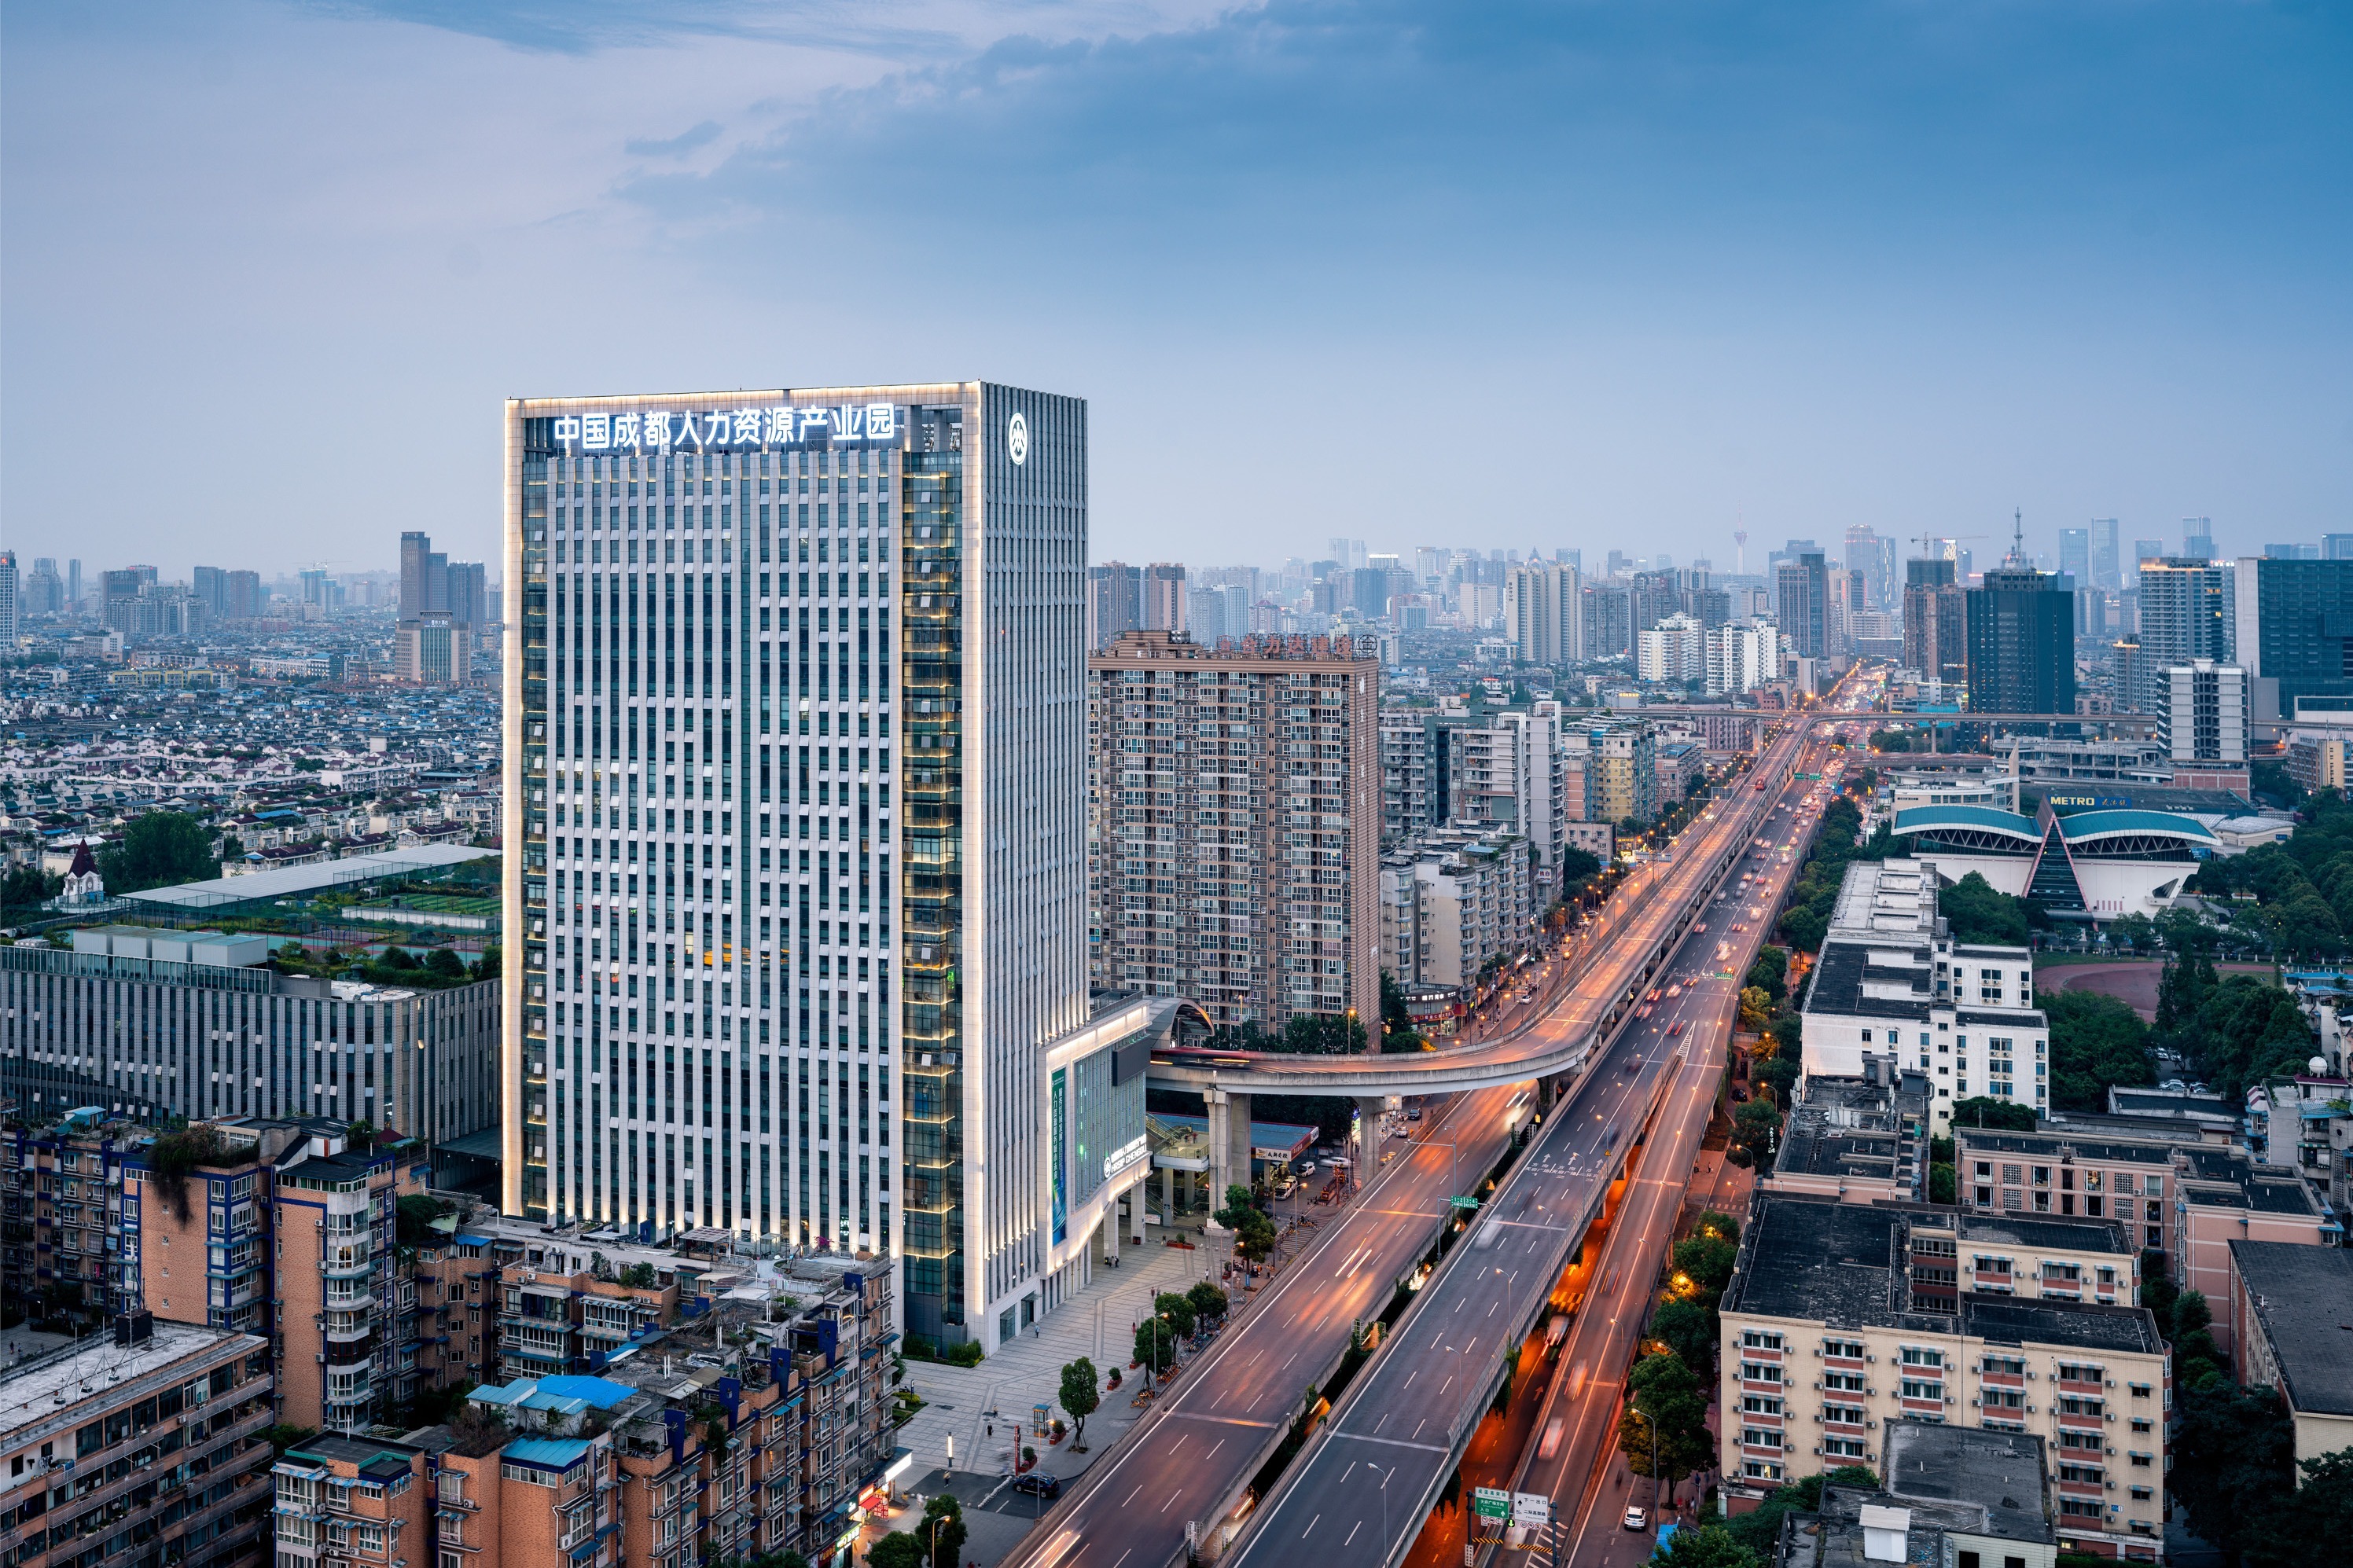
xmin=1164 ymin=1413 xmax=1276 ymax=1428
xmin=1302 ymin=1515 xmax=1318 ymax=1538
xmin=1207 ymin=1438 xmax=1224 ymax=1458
xmin=1342 ymin=1433 xmax=1450 ymax=1452
xmin=1120 ymin=1484 xmax=1141 ymax=1507
xmin=1344 ymin=1522 xmax=1362 ymax=1546
xmin=1161 ymin=1492 xmax=1182 ymax=1513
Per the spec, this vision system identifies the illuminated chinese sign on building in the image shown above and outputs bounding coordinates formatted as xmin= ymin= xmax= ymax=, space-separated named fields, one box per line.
xmin=552 ymin=403 xmax=898 ymax=452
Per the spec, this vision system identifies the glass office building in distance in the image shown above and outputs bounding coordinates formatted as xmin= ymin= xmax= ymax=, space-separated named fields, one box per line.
xmin=504 ymin=383 xmax=1150 ymax=1350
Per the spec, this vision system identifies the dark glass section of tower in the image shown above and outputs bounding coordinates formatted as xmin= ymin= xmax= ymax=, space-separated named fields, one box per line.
xmin=1966 ymin=566 xmax=2075 ymax=715
xmin=899 ymin=412 xmax=966 ymax=1341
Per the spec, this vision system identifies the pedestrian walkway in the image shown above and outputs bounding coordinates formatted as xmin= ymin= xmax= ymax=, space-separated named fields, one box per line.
xmin=889 ymin=1232 xmax=1233 ymax=1550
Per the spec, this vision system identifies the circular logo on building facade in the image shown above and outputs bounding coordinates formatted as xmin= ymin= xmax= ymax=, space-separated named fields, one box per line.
xmin=1007 ymin=412 xmax=1030 ymax=465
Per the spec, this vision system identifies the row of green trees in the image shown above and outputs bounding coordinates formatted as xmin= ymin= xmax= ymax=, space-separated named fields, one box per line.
xmin=1938 ymin=869 xmax=2038 ymax=946
xmin=2144 ymin=1270 xmax=2353 ymax=1566
xmin=1773 ymin=796 xmax=1893 ymax=953
xmin=2154 ymin=949 xmax=2318 ymax=1098
xmin=2191 ymin=786 xmax=2353 ymax=956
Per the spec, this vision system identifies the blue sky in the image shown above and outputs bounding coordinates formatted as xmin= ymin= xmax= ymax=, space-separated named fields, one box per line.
xmin=2 ymin=0 xmax=2347 ymax=578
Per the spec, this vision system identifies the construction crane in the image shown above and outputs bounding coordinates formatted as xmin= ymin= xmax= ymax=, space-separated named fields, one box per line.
xmin=1910 ymin=532 xmax=1986 ymax=562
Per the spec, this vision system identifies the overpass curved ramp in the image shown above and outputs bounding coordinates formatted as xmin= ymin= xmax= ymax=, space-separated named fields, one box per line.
xmin=1143 ymin=713 xmax=1829 ymax=1100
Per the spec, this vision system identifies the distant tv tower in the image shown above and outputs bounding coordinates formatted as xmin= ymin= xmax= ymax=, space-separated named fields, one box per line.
xmin=1733 ymin=531 xmax=1748 ymax=576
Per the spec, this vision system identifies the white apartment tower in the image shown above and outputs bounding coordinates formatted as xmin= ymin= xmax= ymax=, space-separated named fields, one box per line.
xmin=504 ymin=384 xmax=1092 ymax=1352
xmin=2162 ymin=660 xmax=2249 ymax=766
xmin=1503 ymin=560 xmax=1582 ymax=665
xmin=1706 ymin=619 xmax=1778 ymax=698
xmin=1636 ymin=611 xmax=1705 ymax=684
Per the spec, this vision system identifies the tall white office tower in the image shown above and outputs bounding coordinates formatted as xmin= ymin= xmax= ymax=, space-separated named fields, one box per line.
xmin=506 ymin=384 xmax=1117 ymax=1352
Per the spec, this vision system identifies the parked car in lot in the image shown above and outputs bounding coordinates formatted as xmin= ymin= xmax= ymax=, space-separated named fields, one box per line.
xmin=1011 ymin=1474 xmax=1062 ymax=1500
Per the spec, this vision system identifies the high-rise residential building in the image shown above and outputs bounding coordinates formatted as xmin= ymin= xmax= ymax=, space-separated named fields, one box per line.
xmin=2110 ymin=637 xmax=2143 ymax=712
xmin=1088 ymin=628 xmax=1380 ymax=1034
xmin=24 ymin=557 xmax=61 ymax=617
xmin=134 ymin=1119 xmax=494 ymax=1432
xmin=1705 ymin=619 xmax=1779 ymax=697
xmin=2090 ymin=517 xmax=2121 ymax=588
xmin=1844 ymin=526 xmax=1895 ymax=611
xmin=447 ymin=558 xmax=489 ymax=626
xmin=1381 ymin=707 xmax=1469 ymax=845
xmin=1378 ymin=828 xmax=1534 ymax=990
xmin=1635 ymin=611 xmax=1705 ymax=684
xmin=192 ymin=564 xmax=226 ymax=619
xmin=1678 ymin=567 xmax=1730 ymax=628
xmin=2182 ymin=516 xmax=2216 ymax=558
xmin=66 ymin=557 xmax=82 ymax=613
xmin=2325 ymin=534 xmax=2353 ymax=561
xmin=0 ymin=1319 xmax=276 ymax=1568
xmin=1187 ymin=582 xmax=1250 ymax=641
xmin=1502 ymin=560 xmax=1581 ymax=664
xmin=510 ymin=384 xmax=1156 ymax=1354
xmin=2228 ymin=555 xmax=2353 ymax=719
xmin=2134 ymin=557 xmax=2235 ymax=713
xmin=1774 ymin=551 xmax=1829 ymax=659
xmin=1629 ymin=568 xmax=1679 ymax=641
xmin=1088 ymin=560 xmax=1143 ymax=648
xmin=2131 ymin=538 xmax=2164 ymax=586
xmin=226 ymin=568 xmax=262 ymax=619
xmin=1563 ymin=716 xmax=1656 ymax=827
xmin=1447 ymin=704 xmax=1568 ymax=892
xmin=2162 ymin=660 xmax=2248 ymax=767
xmin=1141 ymin=561 xmax=1186 ymax=633
xmin=1581 ymin=581 xmax=1634 ymax=659
xmin=1965 ymin=563 xmax=2075 ymax=714
xmin=2058 ymin=526 xmax=2090 ymax=586
xmin=0 ymin=550 xmax=16 ymax=648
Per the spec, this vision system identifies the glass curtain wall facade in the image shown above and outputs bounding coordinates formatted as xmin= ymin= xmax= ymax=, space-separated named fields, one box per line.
xmin=502 ymin=384 xmax=1087 ymax=1350
xmin=1965 ymin=567 xmax=2076 ymax=714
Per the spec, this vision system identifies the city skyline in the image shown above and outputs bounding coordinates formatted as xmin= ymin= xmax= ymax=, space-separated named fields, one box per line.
xmin=3 ymin=3 xmax=2346 ymax=572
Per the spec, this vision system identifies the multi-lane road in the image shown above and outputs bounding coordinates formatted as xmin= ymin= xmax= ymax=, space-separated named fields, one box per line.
xmin=1004 ymin=690 xmax=1860 ymax=1568
xmin=1503 ymin=758 xmax=1840 ymax=1566
xmin=1222 ymin=733 xmax=1840 ymax=1568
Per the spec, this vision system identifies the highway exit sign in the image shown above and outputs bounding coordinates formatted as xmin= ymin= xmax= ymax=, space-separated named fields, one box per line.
xmin=1449 ymin=1195 xmax=1482 ymax=1211
xmin=1472 ymin=1487 xmax=1510 ymax=1522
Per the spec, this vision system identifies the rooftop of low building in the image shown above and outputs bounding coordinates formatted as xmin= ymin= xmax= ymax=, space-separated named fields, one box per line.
xmin=0 ymin=1320 xmax=254 ymax=1444
xmin=1726 ymin=1195 xmax=2160 ymax=1353
xmin=2229 ymin=1239 xmax=2353 ymax=1417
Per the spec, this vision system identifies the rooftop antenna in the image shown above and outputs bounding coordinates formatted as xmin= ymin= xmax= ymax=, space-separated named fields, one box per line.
xmin=2009 ymin=507 xmax=2027 ymax=567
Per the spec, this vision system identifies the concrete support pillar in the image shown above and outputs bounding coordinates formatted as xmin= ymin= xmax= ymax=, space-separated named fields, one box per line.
xmin=1356 ymin=1096 xmax=1389 ymax=1181
xmin=1161 ymin=1163 xmax=1175 ymax=1222
xmin=1104 ymin=1205 xmax=1120 ymax=1265
xmin=1211 ymin=1089 xmax=1252 ymax=1206
xmin=1134 ymin=1183 xmax=1149 ymax=1242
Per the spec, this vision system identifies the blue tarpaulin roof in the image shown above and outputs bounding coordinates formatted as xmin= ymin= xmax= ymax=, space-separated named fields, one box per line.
xmin=503 ymin=1438 xmax=591 ymax=1471
xmin=534 ymin=1375 xmax=638 ymax=1408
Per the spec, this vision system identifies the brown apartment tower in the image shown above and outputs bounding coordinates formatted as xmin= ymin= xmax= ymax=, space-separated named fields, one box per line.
xmin=1086 ymin=630 xmax=1381 ymax=1039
